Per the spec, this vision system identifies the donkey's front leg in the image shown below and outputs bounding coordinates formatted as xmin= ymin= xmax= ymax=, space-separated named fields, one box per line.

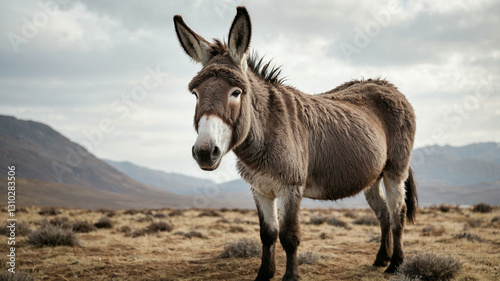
xmin=278 ymin=188 xmax=302 ymax=281
xmin=253 ymin=190 xmax=278 ymax=281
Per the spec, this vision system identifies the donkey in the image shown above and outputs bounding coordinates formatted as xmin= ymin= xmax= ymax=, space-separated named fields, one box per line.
xmin=174 ymin=6 xmax=417 ymax=281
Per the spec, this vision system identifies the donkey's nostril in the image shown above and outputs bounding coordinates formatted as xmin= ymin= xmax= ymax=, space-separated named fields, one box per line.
xmin=212 ymin=146 xmax=221 ymax=157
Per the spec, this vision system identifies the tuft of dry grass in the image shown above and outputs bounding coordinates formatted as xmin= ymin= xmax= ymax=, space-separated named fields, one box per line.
xmin=94 ymin=217 xmax=113 ymax=229
xmin=397 ymin=253 xmax=461 ymax=281
xmin=491 ymin=216 xmax=500 ymax=223
xmin=307 ymin=215 xmax=327 ymax=225
xmin=327 ymin=217 xmax=351 ymax=229
xmin=71 ymin=220 xmax=96 ymax=233
xmin=298 ymin=251 xmax=320 ymax=265
xmin=0 ymin=271 xmax=35 ymax=281
xmin=472 ymin=203 xmax=493 ymax=213
xmin=455 ymin=232 xmax=484 ymax=242
xmin=168 ymin=209 xmax=184 ymax=217
xmin=229 ymin=226 xmax=245 ymax=233
xmin=49 ymin=217 xmax=71 ymax=229
xmin=1 ymin=222 xmax=32 ymax=236
xmin=220 ymin=238 xmax=261 ymax=258
xmin=27 ymin=225 xmax=80 ymax=247
xmin=145 ymin=221 xmax=173 ymax=233
xmin=198 ymin=209 xmax=221 ymax=217
xmin=353 ymin=215 xmax=379 ymax=226
xmin=38 ymin=207 xmax=60 ymax=216
xmin=183 ymin=231 xmax=205 ymax=239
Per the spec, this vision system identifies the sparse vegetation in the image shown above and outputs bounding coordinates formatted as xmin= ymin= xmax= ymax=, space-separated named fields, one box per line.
xmin=1 ymin=222 xmax=32 ymax=236
xmin=455 ymin=232 xmax=484 ymax=242
xmin=145 ymin=221 xmax=173 ymax=233
xmin=168 ymin=209 xmax=184 ymax=217
xmin=439 ymin=204 xmax=451 ymax=213
xmin=308 ymin=215 xmax=327 ymax=225
xmin=472 ymin=203 xmax=493 ymax=213
xmin=220 ymin=238 xmax=261 ymax=258
xmin=94 ymin=217 xmax=113 ymax=229
xmin=327 ymin=217 xmax=351 ymax=229
xmin=397 ymin=253 xmax=461 ymax=281
xmin=0 ymin=271 xmax=35 ymax=281
xmin=298 ymin=251 xmax=320 ymax=265
xmin=38 ymin=207 xmax=60 ymax=216
xmin=49 ymin=217 xmax=71 ymax=229
xmin=353 ymin=215 xmax=379 ymax=226
xmin=71 ymin=220 xmax=96 ymax=233
xmin=198 ymin=209 xmax=221 ymax=217
xmin=4 ymin=205 xmax=498 ymax=280
xmin=27 ymin=225 xmax=80 ymax=247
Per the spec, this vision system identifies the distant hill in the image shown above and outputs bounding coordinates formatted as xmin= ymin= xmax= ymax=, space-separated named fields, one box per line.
xmin=105 ymin=159 xmax=215 ymax=195
xmin=0 ymin=115 xmax=238 ymax=209
xmin=1 ymin=114 xmax=498 ymax=209
xmin=112 ymin=142 xmax=500 ymax=207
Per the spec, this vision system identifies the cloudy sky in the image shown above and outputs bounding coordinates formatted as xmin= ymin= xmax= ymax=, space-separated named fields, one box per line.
xmin=1 ymin=0 xmax=499 ymax=182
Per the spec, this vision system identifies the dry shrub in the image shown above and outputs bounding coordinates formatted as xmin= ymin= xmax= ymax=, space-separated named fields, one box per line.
xmin=472 ymin=203 xmax=492 ymax=213
xmin=397 ymin=253 xmax=461 ymax=281
xmin=319 ymin=232 xmax=329 ymax=239
xmin=38 ymin=207 xmax=60 ymax=216
xmin=168 ymin=210 xmax=184 ymax=217
xmin=466 ymin=219 xmax=482 ymax=228
xmin=119 ymin=226 xmax=132 ymax=234
xmin=298 ymin=251 xmax=320 ymax=265
xmin=439 ymin=204 xmax=451 ymax=213
xmin=220 ymin=238 xmax=261 ymax=258
xmin=421 ymin=225 xmax=446 ymax=237
xmin=94 ymin=217 xmax=113 ymax=229
xmin=229 ymin=226 xmax=245 ymax=233
xmin=327 ymin=217 xmax=351 ymax=229
xmin=183 ymin=231 xmax=205 ymax=239
xmin=353 ymin=216 xmax=379 ymax=226
xmin=123 ymin=209 xmax=140 ymax=215
xmin=49 ymin=217 xmax=71 ymax=229
xmin=133 ymin=221 xmax=174 ymax=237
xmin=154 ymin=213 xmax=167 ymax=218
xmin=145 ymin=221 xmax=173 ymax=233
xmin=217 ymin=218 xmax=230 ymax=224
xmin=491 ymin=216 xmax=500 ymax=223
xmin=344 ymin=210 xmax=358 ymax=219
xmin=0 ymin=271 xmax=35 ymax=281
xmin=71 ymin=220 xmax=96 ymax=233
xmin=198 ymin=209 xmax=221 ymax=217
xmin=455 ymin=232 xmax=484 ymax=242
xmin=27 ymin=225 xmax=79 ymax=247
xmin=307 ymin=215 xmax=327 ymax=225
xmin=1 ymin=222 xmax=32 ymax=236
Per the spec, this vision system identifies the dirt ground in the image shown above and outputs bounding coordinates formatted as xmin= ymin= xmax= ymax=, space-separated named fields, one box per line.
xmin=1 ymin=205 xmax=499 ymax=281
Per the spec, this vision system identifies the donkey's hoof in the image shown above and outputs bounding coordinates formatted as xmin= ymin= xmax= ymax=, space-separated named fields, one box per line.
xmin=373 ymin=259 xmax=389 ymax=267
xmin=254 ymin=277 xmax=271 ymax=281
xmin=384 ymin=264 xmax=399 ymax=274
xmin=282 ymin=273 xmax=300 ymax=281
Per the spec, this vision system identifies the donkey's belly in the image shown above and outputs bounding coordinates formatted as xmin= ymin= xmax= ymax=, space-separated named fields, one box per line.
xmin=303 ymin=179 xmax=372 ymax=200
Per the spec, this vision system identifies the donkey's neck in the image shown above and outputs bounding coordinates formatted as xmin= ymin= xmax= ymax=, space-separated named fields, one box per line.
xmin=232 ymin=73 xmax=309 ymax=186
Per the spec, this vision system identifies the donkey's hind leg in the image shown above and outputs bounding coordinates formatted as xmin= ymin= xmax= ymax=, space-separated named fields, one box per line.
xmin=364 ymin=176 xmax=392 ymax=267
xmin=383 ymin=172 xmax=408 ymax=273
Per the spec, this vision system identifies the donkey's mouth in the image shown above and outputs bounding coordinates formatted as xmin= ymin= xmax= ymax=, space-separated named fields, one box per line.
xmin=199 ymin=158 xmax=222 ymax=171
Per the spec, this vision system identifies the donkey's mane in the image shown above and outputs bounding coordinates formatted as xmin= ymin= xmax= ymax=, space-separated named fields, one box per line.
xmin=208 ymin=39 xmax=285 ymax=85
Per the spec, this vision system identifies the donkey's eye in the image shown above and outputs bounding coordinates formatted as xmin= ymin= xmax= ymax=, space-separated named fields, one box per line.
xmin=192 ymin=91 xmax=198 ymax=99
xmin=231 ymin=89 xmax=242 ymax=98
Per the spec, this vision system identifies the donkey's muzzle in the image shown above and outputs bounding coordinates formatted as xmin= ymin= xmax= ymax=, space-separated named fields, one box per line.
xmin=192 ymin=141 xmax=222 ymax=171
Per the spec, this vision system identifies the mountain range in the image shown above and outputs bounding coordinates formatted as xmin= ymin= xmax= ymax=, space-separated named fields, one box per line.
xmin=1 ymin=115 xmax=499 ymax=209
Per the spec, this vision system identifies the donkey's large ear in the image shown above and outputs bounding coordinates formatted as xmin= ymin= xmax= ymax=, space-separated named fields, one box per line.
xmin=174 ymin=15 xmax=212 ymax=65
xmin=228 ymin=7 xmax=251 ymax=69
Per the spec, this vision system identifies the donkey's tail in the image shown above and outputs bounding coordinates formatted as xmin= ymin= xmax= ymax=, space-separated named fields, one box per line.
xmin=404 ymin=167 xmax=418 ymax=224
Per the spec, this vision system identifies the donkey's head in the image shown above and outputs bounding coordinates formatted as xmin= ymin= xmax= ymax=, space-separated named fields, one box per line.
xmin=174 ymin=7 xmax=252 ymax=171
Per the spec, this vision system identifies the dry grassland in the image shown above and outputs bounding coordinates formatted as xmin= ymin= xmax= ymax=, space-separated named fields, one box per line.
xmin=1 ymin=205 xmax=499 ymax=280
